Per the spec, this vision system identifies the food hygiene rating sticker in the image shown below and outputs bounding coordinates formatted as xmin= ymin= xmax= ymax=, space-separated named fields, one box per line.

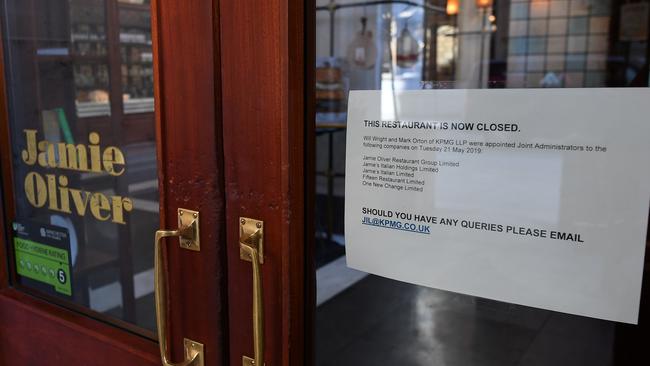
xmin=12 ymin=221 xmax=72 ymax=296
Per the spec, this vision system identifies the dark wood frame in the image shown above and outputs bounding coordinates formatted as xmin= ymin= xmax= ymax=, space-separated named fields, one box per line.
xmin=304 ymin=0 xmax=317 ymax=364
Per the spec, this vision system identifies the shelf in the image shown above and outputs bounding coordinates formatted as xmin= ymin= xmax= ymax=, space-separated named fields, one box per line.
xmin=11 ymin=36 xmax=70 ymax=43
xmin=71 ymin=36 xmax=107 ymax=42
xmin=122 ymin=60 xmax=153 ymax=65
xmin=76 ymin=101 xmax=110 ymax=118
xmin=118 ymin=2 xmax=151 ymax=12
xmin=120 ymin=40 xmax=152 ymax=46
xmin=37 ymin=54 xmax=110 ymax=64
xmin=124 ymin=98 xmax=154 ymax=114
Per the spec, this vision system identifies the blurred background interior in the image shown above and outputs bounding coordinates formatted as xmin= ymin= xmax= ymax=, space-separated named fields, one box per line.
xmin=313 ymin=0 xmax=650 ymax=365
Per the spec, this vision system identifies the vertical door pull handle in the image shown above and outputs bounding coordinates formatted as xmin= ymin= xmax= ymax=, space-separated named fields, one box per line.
xmin=239 ymin=217 xmax=264 ymax=366
xmin=154 ymin=208 xmax=204 ymax=366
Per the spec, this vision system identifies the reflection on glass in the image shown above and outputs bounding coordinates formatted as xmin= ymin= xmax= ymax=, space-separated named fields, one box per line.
xmin=2 ymin=0 xmax=158 ymax=334
xmin=70 ymin=0 xmax=111 ymax=117
xmin=346 ymin=17 xmax=378 ymax=69
xmin=119 ymin=5 xmax=154 ymax=114
xmin=315 ymin=0 xmax=649 ymax=364
xmin=396 ymin=24 xmax=420 ymax=68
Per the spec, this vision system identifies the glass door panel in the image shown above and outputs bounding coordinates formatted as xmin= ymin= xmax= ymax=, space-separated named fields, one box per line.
xmin=2 ymin=0 xmax=158 ymax=336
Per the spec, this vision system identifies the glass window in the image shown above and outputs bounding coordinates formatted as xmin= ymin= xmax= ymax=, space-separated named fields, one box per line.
xmin=2 ymin=0 xmax=157 ymax=335
xmin=314 ymin=0 xmax=650 ymax=364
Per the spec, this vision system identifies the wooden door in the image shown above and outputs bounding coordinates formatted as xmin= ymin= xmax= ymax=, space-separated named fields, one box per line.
xmin=0 ymin=0 xmax=228 ymax=364
xmin=219 ymin=0 xmax=311 ymax=365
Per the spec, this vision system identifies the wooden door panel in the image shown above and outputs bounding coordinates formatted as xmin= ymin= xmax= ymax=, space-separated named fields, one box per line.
xmin=152 ymin=0 xmax=226 ymax=364
xmin=219 ymin=0 xmax=308 ymax=365
xmin=0 ymin=290 xmax=159 ymax=366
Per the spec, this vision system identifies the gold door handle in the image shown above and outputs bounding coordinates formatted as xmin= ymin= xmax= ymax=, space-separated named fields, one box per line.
xmin=239 ymin=218 xmax=264 ymax=366
xmin=154 ymin=209 xmax=204 ymax=366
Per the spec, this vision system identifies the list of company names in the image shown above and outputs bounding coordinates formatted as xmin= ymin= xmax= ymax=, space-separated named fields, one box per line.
xmin=360 ymin=135 xmax=467 ymax=192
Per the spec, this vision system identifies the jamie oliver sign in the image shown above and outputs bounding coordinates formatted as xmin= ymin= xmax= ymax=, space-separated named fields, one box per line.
xmin=344 ymin=89 xmax=650 ymax=324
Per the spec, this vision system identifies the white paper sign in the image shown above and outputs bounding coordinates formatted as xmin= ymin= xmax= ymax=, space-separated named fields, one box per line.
xmin=344 ymin=89 xmax=650 ymax=324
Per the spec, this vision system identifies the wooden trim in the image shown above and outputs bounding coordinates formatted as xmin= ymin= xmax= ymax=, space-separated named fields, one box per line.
xmin=9 ymin=282 xmax=157 ymax=340
xmin=0 ymin=4 xmax=14 ymax=290
xmin=0 ymin=178 xmax=7 ymax=290
xmin=0 ymin=289 xmax=159 ymax=365
xmin=220 ymin=0 xmax=307 ymax=364
xmin=285 ymin=0 xmax=307 ymax=364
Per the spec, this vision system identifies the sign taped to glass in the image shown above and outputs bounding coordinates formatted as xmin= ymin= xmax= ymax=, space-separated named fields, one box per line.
xmin=345 ymin=89 xmax=650 ymax=324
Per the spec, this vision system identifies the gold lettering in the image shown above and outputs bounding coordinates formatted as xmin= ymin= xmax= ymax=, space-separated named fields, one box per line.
xmin=20 ymin=131 xmax=135 ymax=224
xmin=69 ymin=188 xmax=92 ymax=216
xmin=23 ymin=131 xmax=128 ymax=175
xmin=37 ymin=141 xmax=49 ymax=167
xmin=21 ymin=129 xmax=38 ymax=165
xmin=102 ymin=147 xmax=126 ymax=176
xmin=46 ymin=143 xmax=57 ymax=168
xmin=46 ymin=174 xmax=59 ymax=211
xmin=111 ymin=196 xmax=133 ymax=224
xmin=90 ymin=193 xmax=111 ymax=221
xmin=58 ymin=175 xmax=71 ymax=213
xmin=24 ymin=172 xmax=47 ymax=207
xmin=88 ymin=132 xmax=102 ymax=173
xmin=57 ymin=143 xmax=88 ymax=171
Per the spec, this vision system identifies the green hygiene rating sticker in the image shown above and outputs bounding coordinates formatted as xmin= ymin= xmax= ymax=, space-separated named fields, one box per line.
xmin=12 ymin=221 xmax=72 ymax=297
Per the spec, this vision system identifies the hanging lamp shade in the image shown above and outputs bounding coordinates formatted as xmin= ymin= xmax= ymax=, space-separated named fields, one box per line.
xmin=396 ymin=25 xmax=419 ymax=68
xmin=475 ymin=0 xmax=493 ymax=8
xmin=446 ymin=0 xmax=459 ymax=15
xmin=346 ymin=17 xmax=378 ymax=69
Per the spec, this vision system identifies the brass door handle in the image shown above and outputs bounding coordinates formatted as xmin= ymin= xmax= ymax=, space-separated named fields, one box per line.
xmin=239 ymin=218 xmax=264 ymax=366
xmin=154 ymin=209 xmax=204 ymax=366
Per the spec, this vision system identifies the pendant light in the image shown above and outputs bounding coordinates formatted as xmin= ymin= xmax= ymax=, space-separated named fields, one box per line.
xmin=475 ymin=0 xmax=493 ymax=8
xmin=346 ymin=16 xmax=377 ymax=69
xmin=396 ymin=23 xmax=419 ymax=68
xmin=446 ymin=0 xmax=459 ymax=15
